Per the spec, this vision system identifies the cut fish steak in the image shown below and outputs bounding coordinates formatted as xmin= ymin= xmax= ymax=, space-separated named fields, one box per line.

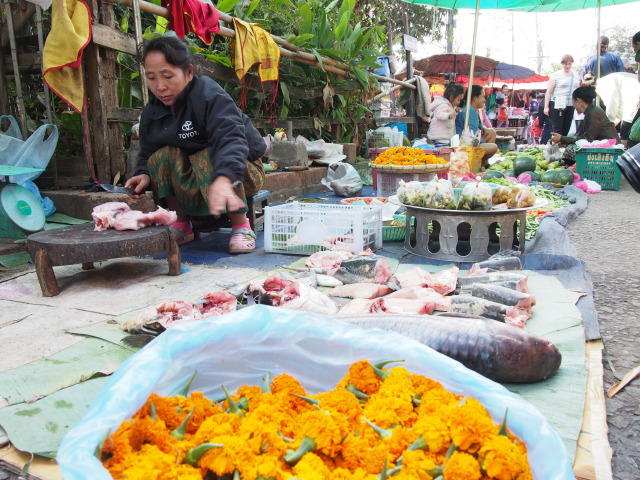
xmin=339 ymin=314 xmax=562 ymax=383
xmin=467 ymin=256 xmax=522 ymax=275
xmin=123 ymin=300 xmax=200 ymax=334
xmin=92 ymin=202 xmax=177 ymax=232
xmin=195 ymin=291 xmax=238 ymax=318
xmin=328 ymin=283 xmax=392 ymax=299
xmin=449 ymin=295 xmax=529 ymax=328
xmin=332 ymin=255 xmax=393 ymax=285
xmin=390 ymin=266 xmax=459 ymax=295
xmin=470 ymin=283 xmax=536 ymax=311
xmin=457 ymin=271 xmax=529 ymax=294
xmin=277 ymin=281 xmax=339 ymax=315
xmin=339 ymin=297 xmax=436 ymax=315
xmin=385 ymin=287 xmax=452 ymax=311
xmin=304 ymin=250 xmax=354 ymax=274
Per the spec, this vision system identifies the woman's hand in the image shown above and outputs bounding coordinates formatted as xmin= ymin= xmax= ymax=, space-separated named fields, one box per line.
xmin=544 ymin=106 xmax=550 ymax=115
xmin=124 ymin=174 xmax=150 ymax=197
xmin=208 ymin=176 xmax=245 ymax=215
xmin=550 ymin=133 xmax=562 ymax=144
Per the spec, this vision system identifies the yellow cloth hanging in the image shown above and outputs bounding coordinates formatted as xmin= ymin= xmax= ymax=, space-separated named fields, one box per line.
xmin=42 ymin=0 xmax=91 ymax=113
xmin=230 ymin=18 xmax=280 ymax=82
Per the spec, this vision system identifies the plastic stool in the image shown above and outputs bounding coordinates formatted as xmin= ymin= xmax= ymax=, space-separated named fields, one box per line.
xmin=247 ymin=190 xmax=270 ymax=231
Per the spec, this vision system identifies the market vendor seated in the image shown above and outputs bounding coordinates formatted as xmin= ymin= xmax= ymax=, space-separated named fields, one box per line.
xmin=455 ymin=85 xmax=499 ymax=165
xmin=550 ymin=86 xmax=620 ymax=146
xmin=125 ymin=35 xmax=266 ymax=253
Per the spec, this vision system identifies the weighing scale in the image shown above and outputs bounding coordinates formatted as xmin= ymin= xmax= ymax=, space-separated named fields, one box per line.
xmin=0 ymin=165 xmax=46 ymax=239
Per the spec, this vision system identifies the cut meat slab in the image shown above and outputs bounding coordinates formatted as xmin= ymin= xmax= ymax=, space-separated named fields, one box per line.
xmin=385 ymin=287 xmax=452 ymax=311
xmin=328 ymin=283 xmax=392 ymax=299
xmin=391 ymin=265 xmax=459 ymax=295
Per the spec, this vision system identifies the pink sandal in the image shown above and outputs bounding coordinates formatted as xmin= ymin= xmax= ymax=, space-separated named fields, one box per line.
xmin=228 ymin=228 xmax=256 ymax=254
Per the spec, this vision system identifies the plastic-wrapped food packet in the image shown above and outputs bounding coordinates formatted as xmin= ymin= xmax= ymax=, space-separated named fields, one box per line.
xmin=448 ymin=149 xmax=472 ymax=187
xmin=397 ymin=180 xmax=425 ymax=206
xmin=458 ymin=181 xmax=493 ymax=211
xmin=423 ymin=178 xmax=457 ymax=210
xmin=507 ymin=187 xmax=536 ymax=208
xmin=492 ymin=186 xmax=510 ymax=204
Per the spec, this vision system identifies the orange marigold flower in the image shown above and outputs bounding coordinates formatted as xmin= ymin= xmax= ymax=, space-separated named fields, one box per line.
xmin=478 ymin=435 xmax=529 ymax=480
xmin=363 ymin=395 xmax=416 ymax=429
xmin=198 ymin=434 xmax=259 ymax=477
xmin=293 ymin=452 xmax=331 ymax=480
xmin=412 ymin=415 xmax=451 ymax=455
xmin=360 ymin=443 xmax=395 ymax=475
xmin=332 ymin=467 xmax=378 ymax=480
xmin=271 ymin=373 xmax=313 ymax=413
xmin=318 ymin=387 xmax=363 ymax=428
xmin=294 ymin=410 xmax=349 ymax=457
xmin=443 ymin=450 xmax=482 ymax=480
xmin=448 ymin=398 xmax=496 ymax=453
xmin=348 ymin=360 xmax=382 ymax=395
xmin=193 ymin=412 xmax=241 ymax=444
xmin=398 ymin=449 xmax=438 ymax=480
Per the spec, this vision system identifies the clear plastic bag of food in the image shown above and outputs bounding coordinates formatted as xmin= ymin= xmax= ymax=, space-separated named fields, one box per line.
xmin=397 ymin=180 xmax=425 ymax=206
xmin=448 ymin=149 xmax=472 ymax=187
xmin=492 ymin=186 xmax=511 ymax=204
xmin=423 ymin=178 xmax=457 ymax=210
xmin=507 ymin=187 xmax=536 ymax=208
xmin=458 ymin=181 xmax=493 ymax=211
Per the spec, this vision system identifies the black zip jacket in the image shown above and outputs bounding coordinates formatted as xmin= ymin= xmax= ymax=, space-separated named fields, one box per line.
xmin=135 ymin=75 xmax=266 ymax=184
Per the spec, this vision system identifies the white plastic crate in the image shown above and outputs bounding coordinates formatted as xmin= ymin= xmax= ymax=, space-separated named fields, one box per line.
xmin=264 ymin=202 xmax=383 ymax=255
xmin=375 ymin=170 xmax=436 ymax=197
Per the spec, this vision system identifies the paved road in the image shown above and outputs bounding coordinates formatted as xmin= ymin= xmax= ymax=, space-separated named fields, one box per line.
xmin=566 ymin=178 xmax=640 ymax=480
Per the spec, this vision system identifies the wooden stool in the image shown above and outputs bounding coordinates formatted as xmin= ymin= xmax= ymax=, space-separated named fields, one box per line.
xmin=191 ymin=190 xmax=270 ymax=240
xmin=247 ymin=189 xmax=270 ymax=231
xmin=26 ymin=224 xmax=181 ymax=297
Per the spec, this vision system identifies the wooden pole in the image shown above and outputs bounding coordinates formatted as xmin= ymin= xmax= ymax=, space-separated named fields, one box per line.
xmin=367 ymin=77 xmax=416 ymax=105
xmin=3 ymin=0 xmax=27 ymax=138
xmin=35 ymin=5 xmax=58 ymax=187
xmin=131 ymin=0 xmax=148 ymax=105
xmin=100 ymin=0 xmax=416 ymax=90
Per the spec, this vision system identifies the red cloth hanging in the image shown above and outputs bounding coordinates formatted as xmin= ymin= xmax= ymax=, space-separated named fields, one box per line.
xmin=163 ymin=0 xmax=220 ymax=45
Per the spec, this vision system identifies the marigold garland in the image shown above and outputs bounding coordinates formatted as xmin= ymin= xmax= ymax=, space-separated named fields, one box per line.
xmin=372 ymin=147 xmax=448 ymax=166
xmin=100 ymin=361 xmax=533 ymax=480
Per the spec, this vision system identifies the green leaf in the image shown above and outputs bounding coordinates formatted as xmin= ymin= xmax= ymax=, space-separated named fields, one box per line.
xmin=352 ymin=29 xmax=372 ymax=57
xmin=120 ymin=11 xmax=129 ymax=33
xmin=299 ymin=3 xmax=312 ymax=35
xmin=217 ymin=0 xmax=242 ymax=14
xmin=311 ymin=49 xmax=325 ymax=72
xmin=280 ymin=82 xmax=290 ymax=106
xmin=324 ymin=0 xmax=339 ymax=13
xmin=352 ymin=67 xmax=369 ymax=89
xmin=155 ymin=15 xmax=168 ymax=34
xmin=334 ymin=13 xmax=348 ymax=44
xmin=286 ymin=33 xmax=314 ymax=47
xmin=244 ymin=0 xmax=261 ymax=18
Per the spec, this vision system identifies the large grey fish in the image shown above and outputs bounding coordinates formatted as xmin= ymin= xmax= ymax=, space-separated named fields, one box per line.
xmin=456 ymin=279 xmax=522 ymax=295
xmin=339 ymin=314 xmax=561 ymax=383
xmin=332 ymin=255 xmax=393 ymax=285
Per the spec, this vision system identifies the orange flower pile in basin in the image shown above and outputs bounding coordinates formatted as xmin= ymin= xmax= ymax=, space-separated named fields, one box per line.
xmin=372 ymin=147 xmax=448 ymax=166
xmin=99 ymin=360 xmax=532 ymax=480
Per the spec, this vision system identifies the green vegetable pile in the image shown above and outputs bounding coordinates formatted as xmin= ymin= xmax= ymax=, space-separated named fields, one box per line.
xmin=487 ymin=147 xmax=574 ymax=185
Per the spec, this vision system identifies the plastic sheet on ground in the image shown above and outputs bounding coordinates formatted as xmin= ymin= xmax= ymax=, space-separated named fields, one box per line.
xmin=57 ymin=305 xmax=574 ymax=480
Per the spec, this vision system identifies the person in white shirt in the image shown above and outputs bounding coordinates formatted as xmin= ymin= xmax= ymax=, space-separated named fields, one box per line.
xmin=544 ymin=54 xmax=579 ymax=137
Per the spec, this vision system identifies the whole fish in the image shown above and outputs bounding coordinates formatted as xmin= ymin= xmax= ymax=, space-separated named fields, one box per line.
xmin=339 ymin=314 xmax=562 ymax=383
xmin=332 ymin=255 xmax=392 ymax=285
xmin=471 ymin=283 xmax=536 ymax=311
xmin=449 ymin=295 xmax=528 ymax=328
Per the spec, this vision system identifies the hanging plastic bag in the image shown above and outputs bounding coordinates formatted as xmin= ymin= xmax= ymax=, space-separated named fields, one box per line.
xmin=56 ymin=306 xmax=574 ymax=480
xmin=320 ymin=163 xmax=363 ymax=197
xmin=0 ymin=115 xmax=59 ymax=184
xmin=543 ymin=142 xmax=562 ymax=163
xmin=460 ymin=126 xmax=481 ymax=147
xmin=458 ymin=180 xmax=493 ymax=211
xmin=423 ymin=178 xmax=457 ymax=209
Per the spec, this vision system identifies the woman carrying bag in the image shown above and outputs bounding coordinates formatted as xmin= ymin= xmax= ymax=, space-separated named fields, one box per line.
xmin=544 ymin=54 xmax=579 ymax=137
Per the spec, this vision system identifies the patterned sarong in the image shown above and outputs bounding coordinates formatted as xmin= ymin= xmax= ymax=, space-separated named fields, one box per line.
xmin=148 ymin=146 xmax=264 ymax=217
